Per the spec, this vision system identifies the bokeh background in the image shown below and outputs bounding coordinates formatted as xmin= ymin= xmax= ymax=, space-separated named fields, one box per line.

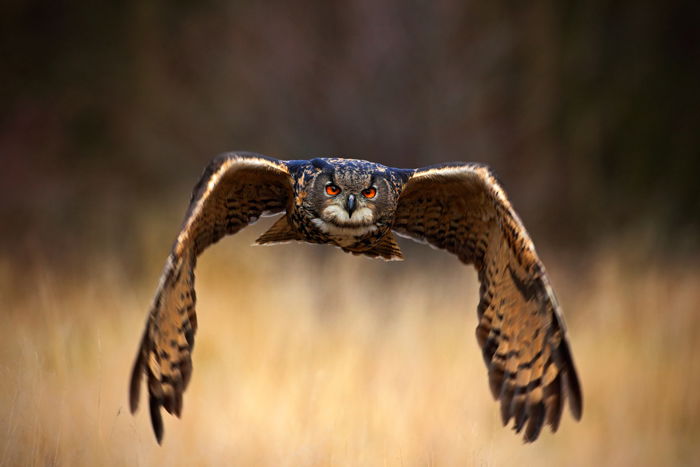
xmin=1 ymin=1 xmax=699 ymax=465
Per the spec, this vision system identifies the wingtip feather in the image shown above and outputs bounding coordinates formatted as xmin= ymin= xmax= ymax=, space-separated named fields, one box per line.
xmin=129 ymin=360 xmax=142 ymax=414
xmin=523 ymin=402 xmax=545 ymax=442
xmin=566 ymin=368 xmax=583 ymax=420
xmin=149 ymin=393 xmax=164 ymax=444
xmin=129 ymin=331 xmax=148 ymax=414
xmin=558 ymin=337 xmax=583 ymax=420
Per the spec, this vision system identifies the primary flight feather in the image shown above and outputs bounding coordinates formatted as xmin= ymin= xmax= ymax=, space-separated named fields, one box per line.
xmin=129 ymin=152 xmax=582 ymax=443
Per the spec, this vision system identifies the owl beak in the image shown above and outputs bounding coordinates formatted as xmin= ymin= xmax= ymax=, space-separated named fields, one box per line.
xmin=346 ymin=194 xmax=356 ymax=217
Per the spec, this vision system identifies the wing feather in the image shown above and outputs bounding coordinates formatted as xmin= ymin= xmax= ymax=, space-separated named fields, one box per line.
xmin=129 ymin=152 xmax=295 ymax=443
xmin=392 ymin=162 xmax=582 ymax=442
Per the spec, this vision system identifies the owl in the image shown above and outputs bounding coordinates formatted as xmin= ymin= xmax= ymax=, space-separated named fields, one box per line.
xmin=129 ymin=152 xmax=582 ymax=444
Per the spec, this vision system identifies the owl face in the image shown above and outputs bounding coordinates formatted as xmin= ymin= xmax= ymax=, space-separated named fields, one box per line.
xmin=300 ymin=159 xmax=400 ymax=238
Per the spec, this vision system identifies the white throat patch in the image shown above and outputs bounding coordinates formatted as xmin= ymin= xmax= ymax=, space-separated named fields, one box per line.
xmin=311 ymin=205 xmax=378 ymax=242
xmin=323 ymin=205 xmax=373 ymax=225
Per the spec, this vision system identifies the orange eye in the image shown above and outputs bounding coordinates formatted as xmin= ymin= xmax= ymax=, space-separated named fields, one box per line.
xmin=362 ymin=187 xmax=377 ymax=199
xmin=325 ymin=184 xmax=341 ymax=196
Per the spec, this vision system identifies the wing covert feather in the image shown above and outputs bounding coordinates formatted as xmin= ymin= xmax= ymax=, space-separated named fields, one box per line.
xmin=129 ymin=152 xmax=295 ymax=443
xmin=392 ymin=163 xmax=582 ymax=442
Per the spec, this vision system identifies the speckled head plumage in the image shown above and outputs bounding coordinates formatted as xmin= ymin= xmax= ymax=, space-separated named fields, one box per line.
xmin=295 ymin=158 xmax=404 ymax=243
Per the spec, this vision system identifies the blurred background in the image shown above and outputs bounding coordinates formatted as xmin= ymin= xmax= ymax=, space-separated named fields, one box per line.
xmin=1 ymin=1 xmax=699 ymax=465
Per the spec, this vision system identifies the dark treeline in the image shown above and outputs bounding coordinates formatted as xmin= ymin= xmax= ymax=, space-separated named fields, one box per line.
xmin=2 ymin=1 xmax=698 ymax=262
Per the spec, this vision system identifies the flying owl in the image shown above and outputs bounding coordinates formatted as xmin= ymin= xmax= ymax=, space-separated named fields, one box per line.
xmin=129 ymin=152 xmax=582 ymax=444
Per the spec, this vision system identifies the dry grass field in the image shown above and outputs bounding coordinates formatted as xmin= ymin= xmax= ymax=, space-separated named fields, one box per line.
xmin=1 ymin=221 xmax=699 ymax=466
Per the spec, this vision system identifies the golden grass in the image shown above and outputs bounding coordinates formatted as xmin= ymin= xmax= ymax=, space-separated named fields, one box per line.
xmin=1 ymin=226 xmax=699 ymax=466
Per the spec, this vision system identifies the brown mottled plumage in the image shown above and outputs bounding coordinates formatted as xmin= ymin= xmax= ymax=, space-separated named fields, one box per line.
xmin=129 ymin=152 xmax=582 ymax=444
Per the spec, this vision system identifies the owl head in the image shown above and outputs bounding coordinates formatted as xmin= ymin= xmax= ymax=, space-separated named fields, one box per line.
xmin=299 ymin=158 xmax=403 ymax=237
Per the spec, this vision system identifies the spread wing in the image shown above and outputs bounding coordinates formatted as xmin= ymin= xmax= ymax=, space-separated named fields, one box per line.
xmin=129 ymin=152 xmax=295 ymax=443
xmin=392 ymin=163 xmax=582 ymax=442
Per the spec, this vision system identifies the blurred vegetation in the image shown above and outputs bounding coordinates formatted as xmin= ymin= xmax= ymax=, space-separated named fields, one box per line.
xmin=1 ymin=1 xmax=699 ymax=269
xmin=1 ymin=237 xmax=699 ymax=465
